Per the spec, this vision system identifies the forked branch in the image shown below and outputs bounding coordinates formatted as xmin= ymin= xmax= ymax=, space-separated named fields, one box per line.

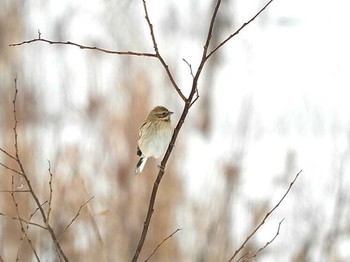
xmin=228 ymin=170 xmax=302 ymax=261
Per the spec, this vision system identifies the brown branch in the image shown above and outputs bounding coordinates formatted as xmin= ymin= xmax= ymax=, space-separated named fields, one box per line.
xmin=0 ymin=162 xmax=22 ymax=175
xmin=237 ymin=218 xmax=285 ymax=262
xmin=16 ymin=201 xmax=47 ymax=262
xmin=228 ymin=170 xmax=302 ymax=262
xmin=0 ymin=190 xmax=30 ymax=193
xmin=9 ymin=38 xmax=156 ymax=57
xmin=131 ymin=1 xmax=222 ymax=261
xmin=141 ymin=0 xmax=187 ymax=102
xmin=182 ymin=59 xmax=195 ymax=79
xmin=56 ymin=197 xmax=94 ymax=244
xmin=46 ymin=160 xmax=54 ymax=223
xmin=207 ymin=0 xmax=275 ymax=60
xmin=144 ymin=228 xmax=182 ymax=262
xmin=11 ymin=79 xmax=68 ymax=262
xmin=0 ymin=147 xmax=17 ymax=161
xmin=0 ymin=212 xmax=47 ymax=230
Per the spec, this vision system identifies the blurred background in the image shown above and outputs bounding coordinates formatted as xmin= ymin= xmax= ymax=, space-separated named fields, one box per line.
xmin=1 ymin=0 xmax=350 ymax=261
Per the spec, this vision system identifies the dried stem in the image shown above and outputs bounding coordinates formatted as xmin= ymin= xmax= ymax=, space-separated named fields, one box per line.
xmin=145 ymin=228 xmax=182 ymax=262
xmin=0 ymin=147 xmax=17 ymax=161
xmin=237 ymin=218 xmax=285 ymax=262
xmin=11 ymin=79 xmax=68 ymax=262
xmin=46 ymin=160 xmax=54 ymax=223
xmin=228 ymin=170 xmax=302 ymax=261
xmin=0 ymin=162 xmax=22 ymax=175
xmin=55 ymin=197 xmax=94 ymax=244
xmin=0 ymin=212 xmax=47 ymax=230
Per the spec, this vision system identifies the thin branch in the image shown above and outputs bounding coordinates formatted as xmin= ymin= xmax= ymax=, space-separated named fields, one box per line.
xmin=11 ymin=176 xmax=24 ymax=229
xmin=228 ymin=170 xmax=302 ymax=262
xmin=0 ymin=147 xmax=17 ymax=161
xmin=141 ymin=0 xmax=187 ymax=102
xmin=10 ymin=38 xmax=156 ymax=57
xmin=144 ymin=228 xmax=182 ymax=262
xmin=56 ymin=197 xmax=94 ymax=244
xmin=189 ymin=89 xmax=199 ymax=108
xmin=207 ymin=0 xmax=274 ymax=60
xmin=11 ymin=79 xmax=68 ymax=262
xmin=0 ymin=190 xmax=30 ymax=193
xmin=182 ymin=59 xmax=199 ymax=107
xmin=16 ymin=202 xmax=46 ymax=262
xmin=237 ymin=218 xmax=285 ymax=262
xmin=11 ymin=176 xmax=40 ymax=261
xmin=46 ymin=160 xmax=54 ymax=223
xmin=182 ymin=59 xmax=195 ymax=78
xmin=0 ymin=162 xmax=22 ymax=175
xmin=0 ymin=212 xmax=47 ymax=230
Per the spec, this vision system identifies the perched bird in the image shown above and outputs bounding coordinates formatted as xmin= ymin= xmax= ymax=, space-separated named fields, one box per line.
xmin=134 ymin=106 xmax=174 ymax=174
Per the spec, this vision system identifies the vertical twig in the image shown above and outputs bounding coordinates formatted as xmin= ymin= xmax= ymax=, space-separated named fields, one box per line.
xmin=228 ymin=170 xmax=302 ymax=261
xmin=11 ymin=79 xmax=68 ymax=262
xmin=46 ymin=160 xmax=54 ymax=223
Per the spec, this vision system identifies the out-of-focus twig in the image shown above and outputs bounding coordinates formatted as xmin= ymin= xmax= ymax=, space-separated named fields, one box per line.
xmin=46 ymin=160 xmax=54 ymax=223
xmin=0 ymin=212 xmax=47 ymax=229
xmin=228 ymin=170 xmax=302 ymax=262
xmin=0 ymin=147 xmax=17 ymax=161
xmin=144 ymin=228 xmax=182 ymax=262
xmin=16 ymin=201 xmax=47 ymax=262
xmin=237 ymin=218 xmax=285 ymax=262
xmin=56 ymin=196 xmax=94 ymax=244
xmin=0 ymin=162 xmax=22 ymax=175
xmin=11 ymin=79 xmax=68 ymax=262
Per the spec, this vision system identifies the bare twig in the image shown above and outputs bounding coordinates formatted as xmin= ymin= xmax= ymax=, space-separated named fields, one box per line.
xmin=182 ymin=59 xmax=198 ymax=108
xmin=11 ymin=79 xmax=68 ymax=262
xmin=0 ymin=212 xmax=47 ymax=230
xmin=141 ymin=0 xmax=187 ymax=101
xmin=237 ymin=218 xmax=285 ymax=262
xmin=16 ymin=202 xmax=46 ymax=262
xmin=144 ymin=228 xmax=182 ymax=262
xmin=0 ymin=162 xmax=22 ymax=175
xmin=207 ymin=0 xmax=275 ymax=60
xmin=11 ymin=176 xmax=40 ymax=261
xmin=0 ymin=190 xmax=30 ymax=193
xmin=228 ymin=170 xmax=302 ymax=262
xmin=56 ymin=196 xmax=94 ymax=244
xmin=46 ymin=160 xmax=54 ymax=223
xmin=11 ymin=176 xmax=24 ymax=229
xmin=0 ymin=147 xmax=17 ymax=161
xmin=182 ymin=59 xmax=195 ymax=78
xmin=10 ymin=38 xmax=156 ymax=57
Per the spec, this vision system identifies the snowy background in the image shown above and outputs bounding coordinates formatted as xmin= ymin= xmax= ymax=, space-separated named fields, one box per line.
xmin=1 ymin=0 xmax=350 ymax=261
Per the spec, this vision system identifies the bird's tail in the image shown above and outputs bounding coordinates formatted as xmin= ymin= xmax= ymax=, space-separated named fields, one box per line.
xmin=134 ymin=156 xmax=147 ymax=174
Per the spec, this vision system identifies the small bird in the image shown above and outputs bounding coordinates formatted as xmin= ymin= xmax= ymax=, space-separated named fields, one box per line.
xmin=134 ymin=106 xmax=174 ymax=174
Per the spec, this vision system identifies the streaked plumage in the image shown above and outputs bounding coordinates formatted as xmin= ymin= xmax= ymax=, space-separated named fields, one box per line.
xmin=134 ymin=106 xmax=173 ymax=174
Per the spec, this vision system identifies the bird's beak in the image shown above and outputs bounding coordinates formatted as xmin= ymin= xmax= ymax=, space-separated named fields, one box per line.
xmin=169 ymin=111 xmax=174 ymax=115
